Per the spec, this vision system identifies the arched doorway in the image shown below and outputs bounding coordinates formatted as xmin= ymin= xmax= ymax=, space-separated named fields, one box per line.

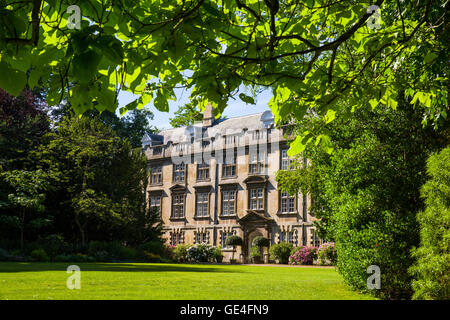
xmin=248 ymin=230 xmax=263 ymax=262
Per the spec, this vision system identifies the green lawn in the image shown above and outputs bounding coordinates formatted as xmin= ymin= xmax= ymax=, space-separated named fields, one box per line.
xmin=0 ymin=262 xmax=374 ymax=300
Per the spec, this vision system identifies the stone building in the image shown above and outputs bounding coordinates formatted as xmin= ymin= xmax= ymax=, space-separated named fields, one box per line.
xmin=142 ymin=105 xmax=322 ymax=263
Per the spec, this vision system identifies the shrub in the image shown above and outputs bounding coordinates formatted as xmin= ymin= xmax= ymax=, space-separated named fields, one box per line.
xmin=225 ymin=235 xmax=243 ymax=261
xmin=0 ymin=248 xmax=10 ymax=261
xmin=173 ymin=244 xmax=191 ymax=262
xmin=40 ymin=234 xmax=68 ymax=258
xmin=290 ymin=246 xmax=304 ymax=256
xmin=317 ymin=242 xmax=337 ymax=266
xmin=289 ymin=246 xmax=317 ymax=265
xmin=213 ymin=246 xmax=224 ymax=262
xmin=88 ymin=241 xmax=138 ymax=260
xmin=88 ymin=241 xmax=120 ymax=259
xmin=142 ymin=251 xmax=161 ymax=263
xmin=250 ymin=246 xmax=261 ymax=258
xmin=252 ymin=236 xmax=270 ymax=248
xmin=118 ymin=246 xmax=138 ymax=260
xmin=187 ymin=244 xmax=214 ymax=262
xmin=31 ymin=248 xmax=49 ymax=262
xmin=139 ymin=240 xmax=165 ymax=256
xmin=225 ymin=235 xmax=243 ymax=247
xmin=269 ymin=242 xmax=293 ymax=264
xmin=410 ymin=147 xmax=450 ymax=300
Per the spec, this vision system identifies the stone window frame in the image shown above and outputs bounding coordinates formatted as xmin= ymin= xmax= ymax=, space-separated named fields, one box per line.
xmin=280 ymin=148 xmax=293 ymax=171
xmin=249 ymin=149 xmax=265 ymax=174
xmin=219 ymin=229 xmax=236 ymax=250
xmin=196 ymin=161 xmax=210 ymax=181
xmin=194 ymin=230 xmax=210 ymax=244
xmin=148 ymin=191 xmax=163 ymax=218
xmin=222 ymin=151 xmax=237 ymax=178
xmin=173 ymin=162 xmax=187 ymax=183
xmin=249 ymin=187 xmax=264 ymax=210
xmin=278 ymin=228 xmax=298 ymax=246
xmin=170 ymin=231 xmax=184 ymax=245
xmin=171 ymin=192 xmax=186 ymax=220
xmin=194 ymin=187 xmax=212 ymax=219
xmin=149 ymin=165 xmax=163 ymax=185
xmin=277 ymin=189 xmax=298 ymax=216
xmin=219 ymin=186 xmax=238 ymax=217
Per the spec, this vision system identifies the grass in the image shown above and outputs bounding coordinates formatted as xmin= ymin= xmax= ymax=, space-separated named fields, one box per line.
xmin=0 ymin=262 xmax=374 ymax=300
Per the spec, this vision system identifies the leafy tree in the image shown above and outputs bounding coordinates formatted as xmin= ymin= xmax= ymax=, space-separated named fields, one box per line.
xmin=0 ymin=169 xmax=50 ymax=249
xmin=50 ymin=104 xmax=157 ymax=148
xmin=0 ymin=88 xmax=49 ymax=170
xmin=36 ymin=116 xmax=159 ymax=246
xmin=410 ymin=147 xmax=450 ymax=300
xmin=225 ymin=235 xmax=243 ymax=261
xmin=169 ymin=102 xmax=204 ymax=128
xmin=1 ymin=1 xmax=446 ymax=152
xmin=277 ymin=98 xmax=449 ymax=298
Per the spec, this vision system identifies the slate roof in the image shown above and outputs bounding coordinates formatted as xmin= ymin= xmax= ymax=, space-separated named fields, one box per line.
xmin=143 ymin=110 xmax=275 ymax=146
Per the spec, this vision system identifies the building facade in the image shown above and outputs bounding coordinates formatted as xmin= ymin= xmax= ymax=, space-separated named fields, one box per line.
xmin=142 ymin=105 xmax=321 ymax=263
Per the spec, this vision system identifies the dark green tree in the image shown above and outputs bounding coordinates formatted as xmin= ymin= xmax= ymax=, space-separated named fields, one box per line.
xmin=277 ymin=98 xmax=449 ymax=299
xmin=36 ymin=116 xmax=160 ymax=246
xmin=0 ymin=169 xmax=50 ymax=249
xmin=410 ymin=147 xmax=450 ymax=300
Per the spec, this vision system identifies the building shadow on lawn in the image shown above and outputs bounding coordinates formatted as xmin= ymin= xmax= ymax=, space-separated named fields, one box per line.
xmin=0 ymin=262 xmax=245 ymax=274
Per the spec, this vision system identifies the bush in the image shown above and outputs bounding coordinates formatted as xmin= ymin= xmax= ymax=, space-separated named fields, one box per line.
xmin=88 ymin=241 xmax=137 ymax=261
xmin=0 ymin=248 xmax=10 ymax=261
xmin=250 ymin=246 xmax=261 ymax=258
xmin=40 ymin=234 xmax=68 ymax=258
xmin=317 ymin=242 xmax=337 ymax=266
xmin=289 ymin=246 xmax=317 ymax=265
xmin=173 ymin=244 xmax=191 ymax=262
xmin=290 ymin=246 xmax=304 ymax=256
xmin=142 ymin=251 xmax=161 ymax=263
xmin=410 ymin=147 xmax=450 ymax=300
xmin=139 ymin=240 xmax=165 ymax=256
xmin=269 ymin=242 xmax=293 ymax=264
xmin=213 ymin=246 xmax=224 ymax=262
xmin=54 ymin=254 xmax=95 ymax=262
xmin=31 ymin=248 xmax=49 ymax=262
xmin=187 ymin=244 xmax=214 ymax=262
xmin=252 ymin=236 xmax=270 ymax=248
xmin=225 ymin=235 xmax=243 ymax=247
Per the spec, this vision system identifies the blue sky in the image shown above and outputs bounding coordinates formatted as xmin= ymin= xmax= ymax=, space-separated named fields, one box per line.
xmin=118 ymin=88 xmax=273 ymax=130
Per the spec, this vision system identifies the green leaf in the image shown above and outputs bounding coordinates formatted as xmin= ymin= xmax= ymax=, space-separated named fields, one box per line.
xmin=0 ymin=62 xmax=27 ymax=96
xmin=239 ymin=93 xmax=255 ymax=104
xmin=72 ymin=50 xmax=102 ymax=84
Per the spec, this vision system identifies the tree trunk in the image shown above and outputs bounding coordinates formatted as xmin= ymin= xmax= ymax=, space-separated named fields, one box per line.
xmin=74 ymin=214 xmax=86 ymax=247
xmin=20 ymin=227 xmax=24 ymax=251
xmin=20 ymin=209 xmax=25 ymax=250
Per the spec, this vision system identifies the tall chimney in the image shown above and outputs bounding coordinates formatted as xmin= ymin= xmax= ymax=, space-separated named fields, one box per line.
xmin=202 ymin=103 xmax=214 ymax=127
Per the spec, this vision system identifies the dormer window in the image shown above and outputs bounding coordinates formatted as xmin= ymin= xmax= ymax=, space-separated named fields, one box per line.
xmin=252 ymin=130 xmax=263 ymax=140
xmin=224 ymin=135 xmax=238 ymax=145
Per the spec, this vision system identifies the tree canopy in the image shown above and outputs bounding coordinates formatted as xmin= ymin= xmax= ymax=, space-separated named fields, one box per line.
xmin=1 ymin=0 xmax=447 ymax=153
